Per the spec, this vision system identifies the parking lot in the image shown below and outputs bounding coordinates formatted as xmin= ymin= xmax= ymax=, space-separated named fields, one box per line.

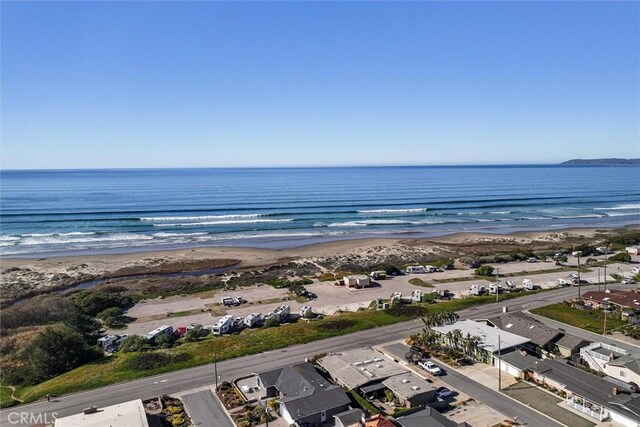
xmin=113 ymin=258 xmax=638 ymax=336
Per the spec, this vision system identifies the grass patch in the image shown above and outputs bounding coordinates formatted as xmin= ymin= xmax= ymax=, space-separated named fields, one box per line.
xmin=531 ymin=303 xmax=627 ymax=334
xmin=0 ymin=386 xmax=18 ymax=408
xmin=12 ymin=289 xmax=548 ymax=403
xmin=170 ymin=309 xmax=205 ymax=317
xmin=408 ymin=278 xmax=433 ymax=288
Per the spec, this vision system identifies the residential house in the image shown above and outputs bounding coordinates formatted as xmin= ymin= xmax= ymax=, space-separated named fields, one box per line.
xmin=54 ymin=399 xmax=150 ymax=427
xmin=430 ymin=320 xmax=530 ymax=365
xmin=486 ymin=312 xmax=562 ymax=355
xmin=255 ymin=362 xmax=351 ymax=427
xmin=380 ymin=372 xmax=437 ymax=408
xmin=485 ymin=312 xmax=589 ymax=357
xmin=581 ymin=343 xmax=640 ymax=389
xmin=582 ymin=290 xmax=640 ymax=311
xmin=334 ymin=409 xmax=364 ymax=427
xmin=393 ymin=407 xmax=471 ymax=427
xmin=528 ymin=359 xmax=640 ymax=426
xmin=318 ymin=349 xmax=406 ymax=390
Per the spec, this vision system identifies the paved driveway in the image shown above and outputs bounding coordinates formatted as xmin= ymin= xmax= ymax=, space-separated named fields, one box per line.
xmin=182 ymin=390 xmax=234 ymax=427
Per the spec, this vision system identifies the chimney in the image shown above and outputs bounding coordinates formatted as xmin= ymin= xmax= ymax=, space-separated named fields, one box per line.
xmin=613 ymin=387 xmax=619 ymax=396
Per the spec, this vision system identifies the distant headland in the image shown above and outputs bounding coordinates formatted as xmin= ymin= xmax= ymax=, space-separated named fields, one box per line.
xmin=561 ymin=158 xmax=640 ymax=166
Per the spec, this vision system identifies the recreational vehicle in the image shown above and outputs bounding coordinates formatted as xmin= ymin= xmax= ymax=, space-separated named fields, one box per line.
xmin=522 ymin=279 xmax=535 ymax=291
xmin=244 ymin=313 xmax=262 ymax=328
xmin=144 ymin=325 xmax=173 ymax=342
xmin=212 ymin=315 xmax=234 ymax=335
xmin=370 ymin=270 xmax=387 ymax=280
xmin=273 ymin=305 xmax=291 ymax=323
xmin=469 ymin=284 xmax=486 ymax=296
xmin=405 ymin=265 xmax=426 ymax=274
xmin=411 ymin=290 xmax=423 ymax=302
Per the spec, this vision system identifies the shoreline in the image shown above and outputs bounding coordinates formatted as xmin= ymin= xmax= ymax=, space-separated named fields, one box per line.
xmin=2 ymin=223 xmax=638 ymax=264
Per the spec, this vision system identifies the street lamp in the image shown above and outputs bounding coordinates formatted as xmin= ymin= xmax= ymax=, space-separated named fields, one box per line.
xmin=214 ymin=352 xmax=218 ymax=391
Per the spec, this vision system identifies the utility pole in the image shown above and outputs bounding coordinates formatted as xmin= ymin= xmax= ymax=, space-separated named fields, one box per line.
xmin=214 ymin=352 xmax=218 ymax=391
xmin=576 ymin=251 xmax=582 ymax=301
xmin=497 ymin=334 xmax=502 ymax=391
xmin=495 ymin=267 xmax=500 ymax=303
xmin=603 ymin=306 xmax=607 ymax=336
xmin=604 ymin=247 xmax=609 ymax=292
xmin=598 ymin=268 xmax=601 ymax=292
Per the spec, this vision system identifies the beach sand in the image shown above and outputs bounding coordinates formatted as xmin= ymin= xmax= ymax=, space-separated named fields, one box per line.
xmin=1 ymin=226 xmax=634 ymax=304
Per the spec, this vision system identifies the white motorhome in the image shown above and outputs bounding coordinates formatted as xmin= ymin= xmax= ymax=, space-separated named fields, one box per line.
xmin=273 ymin=305 xmax=290 ymax=323
xmin=299 ymin=306 xmax=313 ymax=317
xmin=488 ymin=283 xmax=502 ymax=294
xmin=390 ymin=291 xmax=403 ymax=302
xmin=405 ymin=265 xmax=426 ymax=274
xmin=505 ymin=280 xmax=516 ymax=290
xmin=469 ymin=284 xmax=485 ymax=296
xmin=212 ymin=315 xmax=234 ymax=335
xmin=244 ymin=313 xmax=262 ymax=328
xmin=424 ymin=265 xmax=438 ymax=273
xmin=221 ymin=297 xmax=235 ymax=306
xmin=370 ymin=270 xmax=387 ymax=280
xmin=144 ymin=325 xmax=173 ymax=341
xmin=411 ymin=290 xmax=423 ymax=302
xmin=522 ymin=279 xmax=534 ymax=290
xmin=557 ymin=278 xmax=569 ymax=286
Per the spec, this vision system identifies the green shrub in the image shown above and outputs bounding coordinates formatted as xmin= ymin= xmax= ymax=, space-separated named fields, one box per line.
xmin=263 ymin=317 xmax=280 ymax=328
xmin=610 ymin=252 xmax=632 ymax=263
xmin=475 ymin=265 xmax=495 ymax=277
xmin=119 ymin=335 xmax=147 ymax=353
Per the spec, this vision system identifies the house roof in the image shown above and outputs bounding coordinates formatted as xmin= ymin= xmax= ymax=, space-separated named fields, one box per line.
xmin=431 ymin=320 xmax=530 ymax=353
xmin=499 ymin=350 xmax=538 ymax=372
xmin=255 ymin=362 xmax=350 ymax=421
xmin=488 ymin=312 xmax=562 ymax=347
xmin=334 ymin=408 xmax=364 ymax=426
xmin=54 ymin=399 xmax=149 ymax=427
xmin=394 ymin=407 xmax=468 ymax=427
xmin=609 ymin=354 xmax=640 ymax=376
xmin=553 ymin=333 xmax=590 ymax=351
xmin=583 ymin=290 xmax=640 ymax=308
xmin=382 ymin=372 xmax=436 ymax=400
xmin=531 ymin=359 xmax=640 ymax=422
xmin=365 ymin=414 xmax=395 ymax=427
xmin=317 ymin=349 xmax=406 ymax=389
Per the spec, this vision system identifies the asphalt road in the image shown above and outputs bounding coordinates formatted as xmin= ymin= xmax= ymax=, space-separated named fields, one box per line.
xmin=182 ymin=390 xmax=234 ymax=427
xmin=0 ymin=283 xmax=631 ymax=426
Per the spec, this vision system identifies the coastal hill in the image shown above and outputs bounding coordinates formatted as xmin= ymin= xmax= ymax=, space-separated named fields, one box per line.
xmin=561 ymin=158 xmax=640 ymax=166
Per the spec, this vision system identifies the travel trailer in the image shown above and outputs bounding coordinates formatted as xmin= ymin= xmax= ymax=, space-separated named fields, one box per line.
xmin=212 ymin=315 xmax=234 ymax=335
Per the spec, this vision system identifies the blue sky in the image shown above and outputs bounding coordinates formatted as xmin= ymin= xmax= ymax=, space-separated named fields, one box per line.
xmin=2 ymin=1 xmax=639 ymax=169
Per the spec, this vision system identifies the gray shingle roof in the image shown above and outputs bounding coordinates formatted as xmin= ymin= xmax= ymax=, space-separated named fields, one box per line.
xmin=553 ymin=333 xmax=589 ymax=352
xmin=609 ymin=354 xmax=640 ymax=376
xmin=334 ymin=408 xmax=364 ymax=426
xmin=255 ymin=362 xmax=351 ymax=421
xmin=394 ymin=407 xmax=467 ymax=427
xmin=488 ymin=312 xmax=561 ymax=347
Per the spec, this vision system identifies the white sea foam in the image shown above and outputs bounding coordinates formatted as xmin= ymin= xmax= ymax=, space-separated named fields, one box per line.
xmin=553 ymin=214 xmax=606 ymax=219
xmin=0 ymin=236 xmax=20 ymax=242
xmin=151 ymin=232 xmax=209 ymax=238
xmin=595 ymin=204 xmax=640 ymax=211
xmin=140 ymin=214 xmax=265 ymax=222
xmin=153 ymin=219 xmax=294 ymax=227
xmin=327 ymin=219 xmax=415 ymax=227
xmin=20 ymin=233 xmax=154 ymax=246
xmin=357 ymin=208 xmax=427 ymax=214
xmin=606 ymin=212 xmax=640 ymax=217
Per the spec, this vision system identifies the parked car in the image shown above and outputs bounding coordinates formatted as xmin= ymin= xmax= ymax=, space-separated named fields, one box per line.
xmin=526 ymin=257 xmax=538 ymax=263
xmin=622 ymin=279 xmax=637 ymax=285
xmin=418 ymin=360 xmax=442 ymax=376
xmin=436 ymin=387 xmax=453 ymax=399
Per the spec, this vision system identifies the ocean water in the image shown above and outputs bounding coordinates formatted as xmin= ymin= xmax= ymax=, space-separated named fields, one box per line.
xmin=1 ymin=166 xmax=639 ymax=257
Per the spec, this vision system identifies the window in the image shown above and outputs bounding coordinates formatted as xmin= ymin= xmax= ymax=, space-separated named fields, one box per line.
xmin=621 ymin=370 xmax=628 ymax=378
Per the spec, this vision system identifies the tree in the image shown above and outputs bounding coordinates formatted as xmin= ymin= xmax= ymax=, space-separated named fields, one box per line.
xmin=24 ymin=326 xmax=101 ymax=384
xmin=184 ymin=329 xmax=200 ymax=342
xmin=64 ymin=313 xmax=102 ymax=344
xmin=475 ymin=265 xmax=495 ymax=277
xmin=610 ymin=252 xmax=632 ymax=263
xmin=119 ymin=335 xmax=147 ymax=353
xmin=155 ymin=333 xmax=177 ymax=348
xmin=69 ymin=291 xmax=132 ymax=316
xmin=555 ymin=255 xmax=568 ymax=266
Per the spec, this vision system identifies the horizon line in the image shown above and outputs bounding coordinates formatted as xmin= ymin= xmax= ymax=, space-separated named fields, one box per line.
xmin=0 ymin=161 xmax=618 ymax=172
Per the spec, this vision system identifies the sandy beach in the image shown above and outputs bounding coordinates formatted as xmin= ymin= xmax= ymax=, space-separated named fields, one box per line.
xmin=2 ymin=225 xmax=635 ymax=305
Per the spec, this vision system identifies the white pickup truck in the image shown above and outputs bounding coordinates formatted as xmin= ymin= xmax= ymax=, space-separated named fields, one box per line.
xmin=418 ymin=360 xmax=442 ymax=376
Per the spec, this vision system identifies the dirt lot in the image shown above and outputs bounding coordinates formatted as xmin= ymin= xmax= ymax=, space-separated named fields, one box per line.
xmin=113 ymin=258 xmax=637 ymax=336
